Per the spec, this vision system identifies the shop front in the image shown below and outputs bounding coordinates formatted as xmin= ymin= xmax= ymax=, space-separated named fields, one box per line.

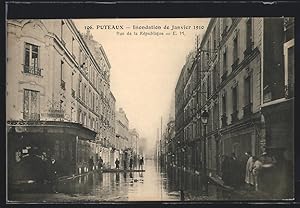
xmin=7 ymin=120 xmax=96 ymax=184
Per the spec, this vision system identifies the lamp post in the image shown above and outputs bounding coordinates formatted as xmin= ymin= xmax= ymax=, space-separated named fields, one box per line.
xmin=201 ymin=110 xmax=209 ymax=196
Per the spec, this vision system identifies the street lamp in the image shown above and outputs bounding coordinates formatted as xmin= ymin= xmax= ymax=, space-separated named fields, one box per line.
xmin=201 ymin=110 xmax=209 ymax=196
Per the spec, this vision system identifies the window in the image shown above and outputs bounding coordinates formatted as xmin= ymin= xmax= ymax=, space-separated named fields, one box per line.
xmin=246 ymin=18 xmax=253 ymax=49
xmin=61 ymin=20 xmax=65 ymax=41
xmin=23 ymin=89 xmax=40 ymax=120
xmin=244 ymin=76 xmax=251 ymax=105
xmin=284 ymin=40 xmax=294 ymax=98
xmin=207 ymin=39 xmax=211 ymax=59
xmin=213 ymin=65 xmax=217 ymax=92
xmin=207 ymin=75 xmax=211 ymax=97
xmin=201 ymin=83 xmax=205 ymax=105
xmin=78 ymin=80 xmax=81 ymax=99
xmin=89 ymin=88 xmax=92 ymax=107
xmin=222 ymin=94 xmax=226 ymax=114
xmin=232 ymin=86 xmax=238 ymax=112
xmin=93 ymin=93 xmax=95 ymax=110
xmin=223 ymin=50 xmax=227 ymax=71
xmin=213 ymin=27 xmax=217 ymax=50
xmin=60 ymin=100 xmax=64 ymax=111
xmin=79 ymin=49 xmax=82 ymax=65
xmin=24 ymin=43 xmax=41 ymax=76
xmin=222 ymin=18 xmax=228 ymax=35
xmin=233 ymin=35 xmax=238 ymax=62
xmin=213 ymin=104 xmax=218 ymax=130
xmin=78 ymin=109 xmax=81 ymax=123
xmin=71 ymin=37 xmax=74 ymax=54
xmin=83 ymin=112 xmax=87 ymax=125
xmin=60 ymin=61 xmax=65 ymax=90
xmin=71 ymin=107 xmax=74 ymax=122
xmin=83 ymin=85 xmax=86 ymax=102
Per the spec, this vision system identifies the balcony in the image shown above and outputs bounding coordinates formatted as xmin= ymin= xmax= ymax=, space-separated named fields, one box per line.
xmin=231 ymin=110 xmax=238 ymax=123
xmin=61 ymin=80 xmax=66 ymax=90
xmin=221 ymin=70 xmax=228 ymax=82
xmin=231 ymin=58 xmax=239 ymax=72
xmin=221 ymin=114 xmax=227 ymax=128
xmin=23 ymin=113 xmax=40 ymax=121
xmin=71 ymin=89 xmax=75 ymax=98
xmin=243 ymin=103 xmax=252 ymax=117
xmin=23 ymin=65 xmax=42 ymax=76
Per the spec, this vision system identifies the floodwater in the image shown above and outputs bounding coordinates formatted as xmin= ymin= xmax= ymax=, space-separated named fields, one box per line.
xmin=9 ymin=159 xmax=237 ymax=203
xmin=9 ymin=159 xmax=182 ymax=203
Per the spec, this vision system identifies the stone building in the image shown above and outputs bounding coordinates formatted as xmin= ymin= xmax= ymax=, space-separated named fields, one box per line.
xmin=214 ymin=18 xmax=263 ymax=172
xmin=174 ymin=17 xmax=294 ymax=194
xmin=115 ymin=108 xmax=130 ymax=150
xmin=6 ymin=19 xmax=115 ymax=180
xmin=174 ymin=51 xmax=195 ymax=170
xmin=115 ymin=107 xmax=130 ymax=166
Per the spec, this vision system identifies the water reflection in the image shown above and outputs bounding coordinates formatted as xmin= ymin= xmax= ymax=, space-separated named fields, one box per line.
xmin=10 ymin=159 xmax=252 ymax=202
xmin=11 ymin=160 xmax=181 ymax=202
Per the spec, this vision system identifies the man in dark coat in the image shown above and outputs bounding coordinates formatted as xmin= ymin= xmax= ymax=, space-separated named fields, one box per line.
xmin=221 ymin=155 xmax=231 ymax=186
xmin=115 ymin=158 xmax=120 ymax=169
xmin=229 ymin=153 xmax=240 ymax=188
xmin=129 ymin=157 xmax=134 ymax=170
xmin=139 ymin=157 xmax=144 ymax=170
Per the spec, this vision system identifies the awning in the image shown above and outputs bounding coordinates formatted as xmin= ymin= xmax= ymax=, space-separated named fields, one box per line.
xmin=7 ymin=120 xmax=97 ymax=141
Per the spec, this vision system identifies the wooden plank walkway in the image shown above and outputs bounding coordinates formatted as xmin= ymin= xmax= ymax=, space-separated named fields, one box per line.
xmin=208 ymin=175 xmax=234 ymax=191
xmin=101 ymin=169 xmax=146 ymax=173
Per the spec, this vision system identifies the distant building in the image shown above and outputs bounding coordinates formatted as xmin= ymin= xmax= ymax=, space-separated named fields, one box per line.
xmin=138 ymin=137 xmax=147 ymax=157
xmin=115 ymin=107 xmax=130 ymax=150
xmin=129 ymin=128 xmax=139 ymax=155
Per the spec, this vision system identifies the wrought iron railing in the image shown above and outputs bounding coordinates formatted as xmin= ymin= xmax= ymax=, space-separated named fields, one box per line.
xmin=23 ymin=65 xmax=42 ymax=76
xmin=23 ymin=113 xmax=40 ymax=121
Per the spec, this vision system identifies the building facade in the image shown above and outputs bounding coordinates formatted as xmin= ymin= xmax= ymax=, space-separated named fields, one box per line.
xmin=174 ymin=51 xmax=195 ymax=170
xmin=7 ymin=19 xmax=115 ymax=180
xmin=174 ymin=17 xmax=294 ymax=197
xmin=115 ymin=107 xmax=131 ymax=167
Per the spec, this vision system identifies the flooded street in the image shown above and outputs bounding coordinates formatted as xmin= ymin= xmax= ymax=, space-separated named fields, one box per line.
xmin=9 ymin=159 xmax=254 ymax=203
xmin=9 ymin=159 xmax=181 ymax=202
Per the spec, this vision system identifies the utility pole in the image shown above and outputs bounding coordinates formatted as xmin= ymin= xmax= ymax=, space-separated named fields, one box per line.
xmin=157 ymin=128 xmax=159 ymax=168
xmin=161 ymin=117 xmax=163 ymax=168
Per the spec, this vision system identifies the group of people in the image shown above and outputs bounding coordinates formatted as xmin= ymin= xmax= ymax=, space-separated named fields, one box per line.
xmin=115 ymin=156 xmax=144 ymax=170
xmin=221 ymin=151 xmax=275 ymax=190
xmin=221 ymin=150 xmax=292 ymax=197
xmin=88 ymin=156 xmax=104 ymax=171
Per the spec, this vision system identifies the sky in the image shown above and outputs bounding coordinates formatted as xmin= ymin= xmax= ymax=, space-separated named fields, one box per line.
xmin=74 ymin=18 xmax=210 ymax=151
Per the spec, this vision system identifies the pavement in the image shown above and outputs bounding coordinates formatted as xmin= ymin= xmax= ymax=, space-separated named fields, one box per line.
xmin=182 ymin=174 xmax=274 ymax=201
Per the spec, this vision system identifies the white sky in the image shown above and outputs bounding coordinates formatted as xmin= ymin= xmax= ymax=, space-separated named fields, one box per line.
xmin=74 ymin=18 xmax=210 ymax=151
